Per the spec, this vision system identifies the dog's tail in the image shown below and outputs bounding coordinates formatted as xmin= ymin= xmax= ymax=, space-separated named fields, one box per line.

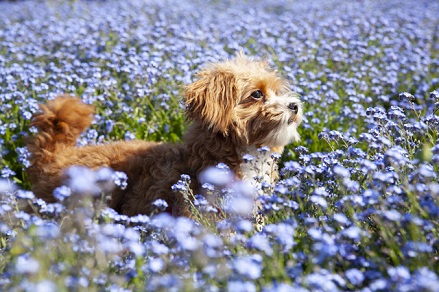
xmin=27 ymin=95 xmax=95 ymax=158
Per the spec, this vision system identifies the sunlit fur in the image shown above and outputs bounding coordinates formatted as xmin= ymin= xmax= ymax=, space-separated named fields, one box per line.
xmin=26 ymin=54 xmax=303 ymax=217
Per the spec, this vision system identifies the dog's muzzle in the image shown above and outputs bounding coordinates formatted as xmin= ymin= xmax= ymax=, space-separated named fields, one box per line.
xmin=287 ymin=102 xmax=302 ymax=124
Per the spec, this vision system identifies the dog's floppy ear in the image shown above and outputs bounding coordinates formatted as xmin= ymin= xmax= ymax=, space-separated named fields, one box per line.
xmin=185 ymin=68 xmax=239 ymax=135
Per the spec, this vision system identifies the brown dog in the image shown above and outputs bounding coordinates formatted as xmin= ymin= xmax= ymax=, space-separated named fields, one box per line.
xmin=26 ymin=54 xmax=303 ymax=217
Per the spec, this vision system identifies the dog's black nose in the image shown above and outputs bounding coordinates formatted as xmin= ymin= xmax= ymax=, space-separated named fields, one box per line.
xmin=288 ymin=103 xmax=299 ymax=115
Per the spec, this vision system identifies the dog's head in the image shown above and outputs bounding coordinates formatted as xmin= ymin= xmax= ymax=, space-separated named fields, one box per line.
xmin=185 ymin=53 xmax=303 ymax=148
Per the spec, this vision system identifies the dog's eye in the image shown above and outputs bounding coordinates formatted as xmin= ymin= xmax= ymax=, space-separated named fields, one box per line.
xmin=250 ymin=90 xmax=264 ymax=100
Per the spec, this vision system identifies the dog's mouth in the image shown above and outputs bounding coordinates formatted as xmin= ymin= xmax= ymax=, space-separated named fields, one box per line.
xmin=273 ymin=111 xmax=299 ymax=125
xmin=288 ymin=114 xmax=299 ymax=125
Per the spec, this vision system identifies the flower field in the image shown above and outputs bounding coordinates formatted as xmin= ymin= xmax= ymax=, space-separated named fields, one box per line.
xmin=1 ymin=0 xmax=439 ymax=290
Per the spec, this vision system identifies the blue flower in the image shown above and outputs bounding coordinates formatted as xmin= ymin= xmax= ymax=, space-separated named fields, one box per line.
xmin=232 ymin=255 xmax=262 ymax=280
xmin=1 ymin=166 xmax=16 ymax=178
xmin=262 ymin=283 xmax=306 ymax=292
xmin=305 ymin=270 xmax=339 ymax=291
xmin=243 ymin=153 xmax=255 ymax=162
xmin=227 ymin=281 xmax=256 ymax=292
xmin=147 ymin=275 xmax=181 ymax=291
xmin=235 ymin=219 xmax=253 ymax=233
xmin=152 ymin=199 xmax=169 ymax=211
xmin=16 ymin=146 xmax=31 ymax=168
xmin=333 ymin=213 xmax=350 ymax=225
xmin=203 ymin=233 xmax=223 ymax=257
xmin=295 ymin=146 xmax=309 ymax=154
xmin=247 ymin=234 xmax=273 ymax=256
xmin=199 ymin=166 xmax=234 ymax=186
xmin=388 ymin=266 xmax=411 ymax=282
xmin=36 ymin=222 xmax=60 ymax=240
xmin=270 ymin=152 xmax=281 ymax=160
xmin=333 ymin=165 xmax=350 ymax=178
xmin=129 ymin=213 xmax=150 ymax=225
xmin=430 ymin=90 xmax=439 ymax=100
xmin=15 ymin=254 xmax=40 ymax=274
xmin=257 ymin=146 xmax=270 ymax=154
xmin=310 ymin=195 xmax=328 ymax=209
xmin=263 ymin=221 xmax=297 ymax=252
xmin=412 ymin=268 xmax=439 ymax=291
xmin=171 ymin=180 xmax=188 ymax=192
xmin=399 ymin=92 xmax=416 ymax=102
xmin=417 ymin=164 xmax=437 ymax=180
xmin=53 ymin=186 xmax=71 ymax=202
xmin=180 ymin=174 xmax=191 ymax=182
xmin=15 ymin=190 xmax=35 ymax=200
xmin=382 ymin=209 xmax=402 ymax=221
xmin=224 ymin=192 xmax=253 ymax=217
xmin=345 ymin=268 xmax=365 ymax=286
xmin=148 ymin=258 xmax=165 ymax=273
xmin=388 ymin=106 xmax=406 ymax=121
xmin=313 ymin=187 xmax=329 ymax=197
xmin=33 ymin=280 xmax=57 ymax=292
xmin=402 ymin=241 xmax=433 ymax=257
xmin=341 ymin=226 xmax=363 ymax=241
xmin=124 ymin=131 xmax=136 ymax=141
xmin=105 ymin=119 xmax=115 ymax=132
xmin=150 ymin=213 xmax=174 ymax=229
xmin=65 ymin=166 xmax=100 ymax=196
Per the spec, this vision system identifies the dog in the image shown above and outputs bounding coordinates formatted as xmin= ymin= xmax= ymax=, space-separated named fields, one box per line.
xmin=26 ymin=54 xmax=303 ymax=218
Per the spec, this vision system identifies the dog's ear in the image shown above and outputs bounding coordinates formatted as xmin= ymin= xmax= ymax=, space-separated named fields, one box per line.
xmin=185 ymin=68 xmax=239 ymax=135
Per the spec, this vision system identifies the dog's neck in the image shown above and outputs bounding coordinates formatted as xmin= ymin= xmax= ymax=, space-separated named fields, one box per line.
xmin=183 ymin=122 xmax=244 ymax=175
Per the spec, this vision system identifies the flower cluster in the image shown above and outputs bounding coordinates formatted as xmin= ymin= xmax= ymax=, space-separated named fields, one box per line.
xmin=1 ymin=0 xmax=438 ymax=290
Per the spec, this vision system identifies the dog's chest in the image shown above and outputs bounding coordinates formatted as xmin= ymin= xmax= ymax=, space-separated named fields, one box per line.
xmin=239 ymin=147 xmax=278 ymax=185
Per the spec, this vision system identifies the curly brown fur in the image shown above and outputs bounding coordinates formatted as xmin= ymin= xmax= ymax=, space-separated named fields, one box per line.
xmin=26 ymin=54 xmax=303 ymax=218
